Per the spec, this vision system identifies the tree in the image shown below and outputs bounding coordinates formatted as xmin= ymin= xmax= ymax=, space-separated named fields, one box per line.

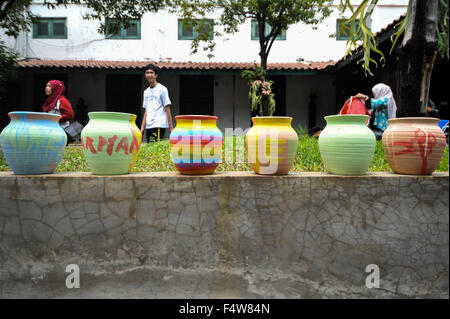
xmin=175 ymin=0 xmax=332 ymax=116
xmin=0 ymin=0 xmax=36 ymax=99
xmin=339 ymin=0 xmax=449 ymax=117
xmin=0 ymin=41 xmax=18 ymax=99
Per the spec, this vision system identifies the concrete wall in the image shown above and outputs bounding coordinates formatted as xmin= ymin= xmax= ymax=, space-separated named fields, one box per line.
xmin=0 ymin=171 xmax=447 ymax=298
xmin=1 ymin=1 xmax=407 ymax=63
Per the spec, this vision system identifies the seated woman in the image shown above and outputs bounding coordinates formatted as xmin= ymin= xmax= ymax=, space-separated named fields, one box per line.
xmin=42 ymin=80 xmax=75 ymax=143
xmin=355 ymin=83 xmax=397 ymax=139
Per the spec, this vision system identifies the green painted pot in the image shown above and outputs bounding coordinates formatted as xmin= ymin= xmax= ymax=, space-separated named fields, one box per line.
xmin=318 ymin=115 xmax=375 ymax=175
xmin=81 ymin=112 xmax=142 ymax=175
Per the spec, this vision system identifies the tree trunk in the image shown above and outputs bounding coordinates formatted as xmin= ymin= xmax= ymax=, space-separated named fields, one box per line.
xmin=397 ymin=0 xmax=439 ymax=117
xmin=259 ymin=53 xmax=270 ymax=116
xmin=258 ymin=19 xmax=270 ymax=116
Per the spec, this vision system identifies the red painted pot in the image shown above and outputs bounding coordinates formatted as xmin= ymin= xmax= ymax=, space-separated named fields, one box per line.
xmin=382 ymin=117 xmax=446 ymax=175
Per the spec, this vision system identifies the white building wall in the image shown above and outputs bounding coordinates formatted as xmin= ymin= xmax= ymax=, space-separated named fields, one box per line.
xmin=1 ymin=1 xmax=407 ymax=63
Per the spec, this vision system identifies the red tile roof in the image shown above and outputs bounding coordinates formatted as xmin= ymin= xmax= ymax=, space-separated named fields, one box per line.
xmin=18 ymin=59 xmax=335 ymax=71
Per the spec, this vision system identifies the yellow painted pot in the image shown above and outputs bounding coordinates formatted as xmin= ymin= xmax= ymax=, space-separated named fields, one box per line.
xmin=245 ymin=116 xmax=298 ymax=175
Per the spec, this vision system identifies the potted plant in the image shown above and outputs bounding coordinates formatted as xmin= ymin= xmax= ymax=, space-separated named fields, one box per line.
xmin=243 ymin=63 xmax=298 ymax=175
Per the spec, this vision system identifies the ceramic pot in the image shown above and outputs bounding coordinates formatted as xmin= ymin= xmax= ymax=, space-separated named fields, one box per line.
xmin=0 ymin=111 xmax=67 ymax=174
xmin=319 ymin=115 xmax=375 ymax=175
xmin=81 ymin=112 xmax=142 ymax=175
xmin=170 ymin=115 xmax=223 ymax=174
xmin=245 ymin=116 xmax=298 ymax=175
xmin=382 ymin=117 xmax=446 ymax=175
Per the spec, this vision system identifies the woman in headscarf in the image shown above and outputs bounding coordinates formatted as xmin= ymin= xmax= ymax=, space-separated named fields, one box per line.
xmin=42 ymin=80 xmax=74 ymax=126
xmin=355 ymin=83 xmax=397 ymax=137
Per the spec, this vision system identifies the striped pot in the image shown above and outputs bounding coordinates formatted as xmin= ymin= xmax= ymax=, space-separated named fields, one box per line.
xmin=318 ymin=114 xmax=375 ymax=175
xmin=170 ymin=115 xmax=223 ymax=175
xmin=245 ymin=116 xmax=298 ymax=175
xmin=0 ymin=111 xmax=67 ymax=174
xmin=81 ymin=112 xmax=142 ymax=175
xmin=382 ymin=117 xmax=446 ymax=175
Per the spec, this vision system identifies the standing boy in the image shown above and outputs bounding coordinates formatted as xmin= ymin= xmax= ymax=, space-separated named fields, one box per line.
xmin=140 ymin=64 xmax=174 ymax=142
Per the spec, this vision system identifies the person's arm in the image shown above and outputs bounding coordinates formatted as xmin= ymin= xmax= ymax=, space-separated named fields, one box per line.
xmin=58 ymin=98 xmax=74 ymax=122
xmin=355 ymin=93 xmax=369 ymax=102
xmin=165 ymin=105 xmax=174 ymax=133
xmin=140 ymin=110 xmax=147 ymax=134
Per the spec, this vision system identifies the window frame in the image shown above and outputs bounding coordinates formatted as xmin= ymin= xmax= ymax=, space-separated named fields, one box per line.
xmin=177 ymin=19 xmax=214 ymax=40
xmin=251 ymin=19 xmax=286 ymax=41
xmin=336 ymin=18 xmax=368 ymax=41
xmin=105 ymin=18 xmax=141 ymax=40
xmin=32 ymin=18 xmax=67 ymax=39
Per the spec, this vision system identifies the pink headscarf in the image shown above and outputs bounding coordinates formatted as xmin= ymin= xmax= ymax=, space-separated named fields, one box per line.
xmin=42 ymin=80 xmax=66 ymax=112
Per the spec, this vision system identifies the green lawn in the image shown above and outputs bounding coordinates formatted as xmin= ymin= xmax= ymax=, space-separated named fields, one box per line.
xmin=0 ymin=134 xmax=448 ymax=172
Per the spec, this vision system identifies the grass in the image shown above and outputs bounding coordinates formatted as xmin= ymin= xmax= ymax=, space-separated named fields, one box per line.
xmin=0 ymin=134 xmax=448 ymax=172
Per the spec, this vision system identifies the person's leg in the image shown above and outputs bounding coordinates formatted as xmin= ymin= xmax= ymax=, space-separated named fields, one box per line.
xmin=65 ymin=132 xmax=71 ymax=145
xmin=146 ymin=128 xmax=158 ymax=142
xmin=158 ymin=128 xmax=166 ymax=141
xmin=147 ymin=128 xmax=166 ymax=142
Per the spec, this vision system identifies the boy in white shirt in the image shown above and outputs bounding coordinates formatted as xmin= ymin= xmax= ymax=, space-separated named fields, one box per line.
xmin=140 ymin=64 xmax=174 ymax=142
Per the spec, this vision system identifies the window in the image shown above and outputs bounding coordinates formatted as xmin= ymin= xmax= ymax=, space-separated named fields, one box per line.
xmin=106 ymin=19 xmax=141 ymax=39
xmin=33 ymin=18 xmax=67 ymax=39
xmin=251 ymin=19 xmax=286 ymax=41
xmin=336 ymin=19 xmax=370 ymax=41
xmin=178 ymin=19 xmax=214 ymax=40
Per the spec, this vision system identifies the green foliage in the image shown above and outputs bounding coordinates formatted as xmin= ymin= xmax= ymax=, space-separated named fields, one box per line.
xmin=0 ymin=42 xmax=18 ymax=100
xmin=133 ymin=139 xmax=176 ymax=172
xmin=55 ymin=146 xmax=89 ymax=172
xmin=241 ymin=63 xmax=276 ymax=116
xmin=437 ymin=146 xmax=449 ymax=171
xmin=292 ymin=127 xmax=324 ymax=171
xmin=0 ymin=0 xmax=37 ymax=38
xmin=338 ymin=0 xmax=384 ymax=75
xmin=369 ymin=139 xmax=391 ymax=171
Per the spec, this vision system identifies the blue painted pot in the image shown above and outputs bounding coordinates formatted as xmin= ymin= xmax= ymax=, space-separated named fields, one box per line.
xmin=0 ymin=112 xmax=67 ymax=174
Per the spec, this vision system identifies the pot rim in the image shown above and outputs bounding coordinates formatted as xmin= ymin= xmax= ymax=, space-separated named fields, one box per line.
xmin=88 ymin=111 xmax=137 ymax=117
xmin=388 ymin=117 xmax=440 ymax=123
xmin=251 ymin=116 xmax=293 ymax=119
xmin=324 ymin=114 xmax=369 ymax=120
xmin=8 ymin=111 xmax=61 ymax=121
xmin=175 ymin=115 xmax=218 ymax=120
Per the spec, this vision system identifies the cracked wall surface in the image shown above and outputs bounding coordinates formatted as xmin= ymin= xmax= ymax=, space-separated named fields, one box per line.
xmin=0 ymin=172 xmax=448 ymax=298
